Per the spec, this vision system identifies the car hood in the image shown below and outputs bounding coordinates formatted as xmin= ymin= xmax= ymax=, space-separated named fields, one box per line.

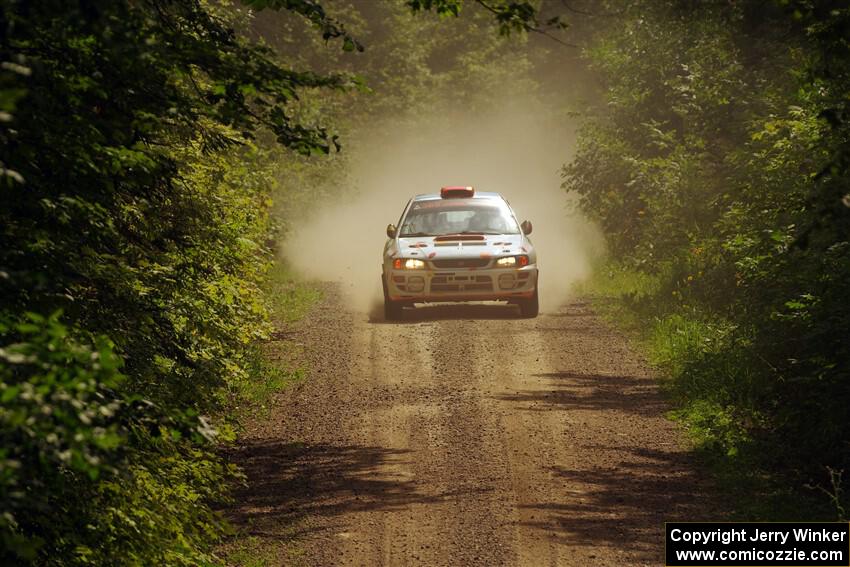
xmin=395 ymin=234 xmax=529 ymax=261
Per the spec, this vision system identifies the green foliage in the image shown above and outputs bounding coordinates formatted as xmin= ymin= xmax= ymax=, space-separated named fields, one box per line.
xmin=0 ymin=312 xmax=239 ymax=564
xmin=243 ymin=0 xmax=363 ymax=52
xmin=0 ymin=0 xmax=359 ymax=563
xmin=406 ymin=0 xmax=568 ymax=38
xmin=0 ymin=313 xmax=125 ymax=560
xmin=568 ymin=1 xmax=850 ymax=515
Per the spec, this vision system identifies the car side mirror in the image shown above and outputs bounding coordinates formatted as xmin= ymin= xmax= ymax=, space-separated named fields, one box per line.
xmin=386 ymin=224 xmax=397 ymax=238
xmin=521 ymin=220 xmax=532 ymax=235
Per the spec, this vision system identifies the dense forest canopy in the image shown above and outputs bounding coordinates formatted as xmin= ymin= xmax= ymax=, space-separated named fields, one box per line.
xmin=1 ymin=0 xmax=849 ymax=564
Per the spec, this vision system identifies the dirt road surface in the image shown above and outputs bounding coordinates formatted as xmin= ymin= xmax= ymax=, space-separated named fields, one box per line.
xmin=228 ymin=285 xmax=721 ymax=566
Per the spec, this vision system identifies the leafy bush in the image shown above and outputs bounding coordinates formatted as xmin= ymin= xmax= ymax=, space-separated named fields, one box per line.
xmin=0 ymin=312 xmax=125 ymax=561
xmin=0 ymin=311 xmax=240 ymax=564
xmin=568 ymin=1 xmax=850 ymax=514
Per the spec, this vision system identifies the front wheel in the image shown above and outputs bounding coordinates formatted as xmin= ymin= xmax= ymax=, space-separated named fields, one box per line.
xmin=382 ymin=276 xmax=404 ymax=321
xmin=517 ymin=286 xmax=539 ymax=318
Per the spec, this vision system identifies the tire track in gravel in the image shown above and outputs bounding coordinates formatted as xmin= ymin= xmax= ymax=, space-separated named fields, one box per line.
xmin=227 ymin=284 xmax=722 ymax=566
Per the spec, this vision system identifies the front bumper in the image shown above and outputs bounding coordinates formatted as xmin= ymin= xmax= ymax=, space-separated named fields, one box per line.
xmin=385 ymin=265 xmax=537 ymax=303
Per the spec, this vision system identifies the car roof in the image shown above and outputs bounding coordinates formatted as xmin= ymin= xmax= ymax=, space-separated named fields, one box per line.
xmin=412 ymin=191 xmax=503 ymax=202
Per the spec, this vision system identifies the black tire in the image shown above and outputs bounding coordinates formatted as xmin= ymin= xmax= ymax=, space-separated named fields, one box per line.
xmin=382 ymin=276 xmax=404 ymax=321
xmin=518 ymin=286 xmax=539 ymax=318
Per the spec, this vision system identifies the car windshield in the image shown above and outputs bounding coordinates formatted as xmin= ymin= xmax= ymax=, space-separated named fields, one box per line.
xmin=399 ymin=199 xmax=520 ymax=237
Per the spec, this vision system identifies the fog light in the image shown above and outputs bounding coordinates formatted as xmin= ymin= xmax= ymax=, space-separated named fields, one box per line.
xmin=408 ymin=276 xmax=425 ymax=292
xmin=498 ymin=274 xmax=516 ymax=289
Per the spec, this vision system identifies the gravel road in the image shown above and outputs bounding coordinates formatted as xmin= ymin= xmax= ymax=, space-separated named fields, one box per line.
xmin=228 ymin=285 xmax=720 ymax=566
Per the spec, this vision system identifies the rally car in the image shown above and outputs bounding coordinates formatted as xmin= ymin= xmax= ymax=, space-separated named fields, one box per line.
xmin=381 ymin=186 xmax=538 ymax=320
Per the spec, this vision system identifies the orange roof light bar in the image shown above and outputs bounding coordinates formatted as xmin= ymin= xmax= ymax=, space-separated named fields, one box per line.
xmin=440 ymin=186 xmax=475 ymax=198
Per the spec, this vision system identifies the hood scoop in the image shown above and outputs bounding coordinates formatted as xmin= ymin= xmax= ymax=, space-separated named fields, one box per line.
xmin=434 ymin=234 xmax=485 ymax=242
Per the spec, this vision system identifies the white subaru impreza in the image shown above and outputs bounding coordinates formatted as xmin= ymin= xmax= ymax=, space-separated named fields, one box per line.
xmin=381 ymin=186 xmax=538 ymax=320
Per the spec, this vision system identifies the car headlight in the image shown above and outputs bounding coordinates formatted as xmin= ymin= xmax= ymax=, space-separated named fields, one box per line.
xmin=496 ymin=255 xmax=529 ymax=267
xmin=393 ymin=258 xmax=426 ymax=270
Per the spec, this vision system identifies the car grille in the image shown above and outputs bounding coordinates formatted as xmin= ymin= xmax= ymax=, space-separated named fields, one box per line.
xmin=431 ymin=258 xmax=490 ymax=269
xmin=430 ymin=275 xmax=493 ymax=293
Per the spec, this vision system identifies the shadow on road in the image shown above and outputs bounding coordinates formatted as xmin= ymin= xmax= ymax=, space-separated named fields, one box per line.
xmin=369 ymin=302 xmax=522 ymax=324
xmin=225 ymin=440 xmax=484 ymax=541
xmin=519 ymin=446 xmax=715 ymax=563
xmin=491 ymin=365 xmax=721 ymax=563
xmin=493 ymin=371 xmax=669 ymax=417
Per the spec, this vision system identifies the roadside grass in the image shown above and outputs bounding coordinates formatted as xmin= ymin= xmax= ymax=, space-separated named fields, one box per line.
xmin=221 ymin=536 xmax=284 ymax=567
xmin=267 ymin=260 xmax=323 ymax=326
xmin=578 ymin=261 xmax=838 ymax=521
xmin=221 ymin=260 xmax=322 ymax=566
xmin=231 ymin=261 xmax=321 ymax=421
xmin=237 ymin=346 xmax=306 ymax=420
xmin=219 ymin=526 xmax=307 ymax=567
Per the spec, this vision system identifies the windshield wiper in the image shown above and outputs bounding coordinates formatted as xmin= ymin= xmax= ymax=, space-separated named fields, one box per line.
xmin=400 ymin=232 xmax=432 ymax=237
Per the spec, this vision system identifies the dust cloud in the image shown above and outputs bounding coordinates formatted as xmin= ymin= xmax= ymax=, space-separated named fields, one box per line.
xmin=283 ymin=102 xmax=603 ymax=314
